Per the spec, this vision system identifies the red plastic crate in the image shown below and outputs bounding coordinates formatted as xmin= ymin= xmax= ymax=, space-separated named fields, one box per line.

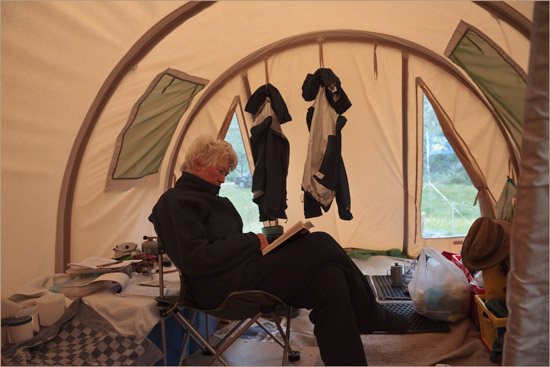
xmin=449 ymin=254 xmax=485 ymax=329
xmin=469 ymin=281 xmax=485 ymax=329
xmin=451 ymin=254 xmax=471 ymax=277
xmin=441 ymin=251 xmax=456 ymax=262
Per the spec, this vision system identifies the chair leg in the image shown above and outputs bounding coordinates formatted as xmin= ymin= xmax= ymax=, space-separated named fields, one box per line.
xmin=173 ymin=311 xmax=229 ymax=366
xmin=211 ymin=319 xmax=247 ymax=349
xmin=256 ymin=319 xmax=285 ymax=349
xmin=159 ymin=314 xmax=168 ymax=366
xmin=177 ymin=310 xmax=197 ymax=366
xmin=206 ymin=314 xmax=262 ymax=366
xmin=271 ymin=307 xmax=300 ymax=365
xmin=205 ymin=312 xmax=210 ymax=340
xmin=282 ymin=309 xmax=290 ymax=366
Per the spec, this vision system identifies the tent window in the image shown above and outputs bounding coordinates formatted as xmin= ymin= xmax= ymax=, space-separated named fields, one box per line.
xmin=421 ymin=94 xmax=480 ymax=238
xmin=219 ymin=112 xmax=263 ymax=234
xmin=110 ymin=69 xmax=207 ymax=181
xmin=445 ymin=21 xmax=527 ymax=150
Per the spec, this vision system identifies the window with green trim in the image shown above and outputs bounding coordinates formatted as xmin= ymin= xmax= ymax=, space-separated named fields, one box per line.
xmin=111 ymin=69 xmax=207 ymax=180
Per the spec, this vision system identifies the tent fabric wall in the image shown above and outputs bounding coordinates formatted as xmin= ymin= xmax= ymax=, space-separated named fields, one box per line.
xmin=1 ymin=1 xmax=538 ymax=305
xmin=504 ymin=1 xmax=549 ymax=364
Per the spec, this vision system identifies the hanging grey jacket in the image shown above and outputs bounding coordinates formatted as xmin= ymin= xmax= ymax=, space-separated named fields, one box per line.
xmin=301 ymin=68 xmax=353 ymax=220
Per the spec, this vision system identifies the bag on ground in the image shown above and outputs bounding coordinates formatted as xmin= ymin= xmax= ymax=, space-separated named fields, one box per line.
xmin=408 ymin=247 xmax=469 ymax=322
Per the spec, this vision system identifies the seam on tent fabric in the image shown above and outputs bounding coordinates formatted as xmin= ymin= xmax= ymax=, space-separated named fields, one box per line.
xmin=402 ymin=52 xmax=409 ymax=255
xmin=413 ymin=78 xmax=421 ymax=245
xmin=56 ymin=1 xmax=216 ymax=272
xmin=373 ymin=44 xmax=379 ymax=80
xmin=241 ymin=72 xmax=252 ymax=100
xmin=166 ymin=29 xmax=497 ymax=190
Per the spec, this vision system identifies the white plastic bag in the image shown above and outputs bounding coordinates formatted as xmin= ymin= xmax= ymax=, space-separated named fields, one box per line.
xmin=408 ymin=247 xmax=470 ymax=322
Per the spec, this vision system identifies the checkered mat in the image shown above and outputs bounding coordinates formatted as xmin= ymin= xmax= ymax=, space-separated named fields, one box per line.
xmin=368 ymin=275 xmax=412 ymax=300
xmin=376 ymin=302 xmax=450 ymax=334
xmin=2 ymin=298 xmax=162 ymax=366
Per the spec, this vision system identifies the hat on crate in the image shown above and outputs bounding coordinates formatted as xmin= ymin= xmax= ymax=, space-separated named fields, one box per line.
xmin=461 ymin=217 xmax=512 ymax=271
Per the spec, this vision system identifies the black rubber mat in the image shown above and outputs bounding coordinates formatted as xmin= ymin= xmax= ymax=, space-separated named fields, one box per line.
xmin=368 ymin=275 xmax=412 ymax=300
xmin=376 ymin=302 xmax=450 ymax=334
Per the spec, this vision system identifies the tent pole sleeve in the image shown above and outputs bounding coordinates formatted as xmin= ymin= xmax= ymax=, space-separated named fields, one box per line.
xmin=402 ymin=52 xmax=409 ymax=255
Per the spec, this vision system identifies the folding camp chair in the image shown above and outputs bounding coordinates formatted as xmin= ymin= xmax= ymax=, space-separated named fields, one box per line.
xmin=154 ymin=242 xmax=300 ymax=366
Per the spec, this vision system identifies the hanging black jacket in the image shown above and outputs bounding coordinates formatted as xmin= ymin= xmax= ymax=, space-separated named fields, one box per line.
xmin=301 ymin=68 xmax=353 ymax=220
xmin=245 ymin=84 xmax=291 ymax=221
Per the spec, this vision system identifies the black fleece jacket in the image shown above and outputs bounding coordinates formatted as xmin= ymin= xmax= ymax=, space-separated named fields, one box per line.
xmin=245 ymin=83 xmax=291 ymax=221
xmin=148 ymin=171 xmax=261 ymax=308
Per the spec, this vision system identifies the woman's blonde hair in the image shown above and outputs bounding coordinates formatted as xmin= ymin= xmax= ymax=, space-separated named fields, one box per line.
xmin=181 ymin=135 xmax=238 ymax=172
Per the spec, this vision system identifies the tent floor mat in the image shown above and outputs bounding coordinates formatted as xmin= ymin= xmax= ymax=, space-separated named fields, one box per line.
xmin=368 ymin=275 xmax=412 ymax=300
xmin=375 ymin=302 xmax=451 ymax=334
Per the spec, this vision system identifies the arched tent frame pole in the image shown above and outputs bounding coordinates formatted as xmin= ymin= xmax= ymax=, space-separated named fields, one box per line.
xmin=55 ymin=1 xmax=531 ymax=273
xmin=474 ymin=1 xmax=532 ymax=39
xmin=55 ymin=1 xmax=215 ymax=272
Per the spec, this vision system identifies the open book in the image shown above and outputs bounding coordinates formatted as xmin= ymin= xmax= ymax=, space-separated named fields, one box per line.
xmin=262 ymin=220 xmax=314 ymax=256
xmin=59 ymin=272 xmax=167 ymax=298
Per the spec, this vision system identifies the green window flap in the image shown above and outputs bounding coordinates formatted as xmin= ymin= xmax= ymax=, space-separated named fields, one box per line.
xmin=445 ymin=22 xmax=527 ymax=150
xmin=111 ymin=69 xmax=207 ymax=180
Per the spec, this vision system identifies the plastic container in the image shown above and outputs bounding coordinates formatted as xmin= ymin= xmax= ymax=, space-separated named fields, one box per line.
xmin=469 ymin=282 xmax=485 ymax=329
xmin=15 ymin=304 xmax=40 ymax=333
xmin=448 ymin=253 xmax=487 ymax=328
xmin=451 ymin=254 xmax=471 ymax=278
xmin=1 ymin=298 xmax=23 ymax=318
xmin=474 ymin=295 xmax=507 ymax=351
xmin=7 ymin=316 xmax=33 ymax=343
xmin=36 ymin=293 xmax=65 ymax=326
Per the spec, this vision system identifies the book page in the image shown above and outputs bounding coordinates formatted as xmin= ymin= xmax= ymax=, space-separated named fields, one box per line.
xmin=262 ymin=220 xmax=313 ymax=255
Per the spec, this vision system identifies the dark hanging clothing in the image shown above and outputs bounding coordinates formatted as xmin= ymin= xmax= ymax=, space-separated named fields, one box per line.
xmin=301 ymin=68 xmax=353 ymax=220
xmin=245 ymin=83 xmax=291 ymax=221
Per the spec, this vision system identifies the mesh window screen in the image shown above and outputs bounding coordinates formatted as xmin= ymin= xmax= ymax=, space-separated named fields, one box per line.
xmin=111 ymin=70 xmax=206 ymax=180
xmin=446 ymin=22 xmax=527 ymax=150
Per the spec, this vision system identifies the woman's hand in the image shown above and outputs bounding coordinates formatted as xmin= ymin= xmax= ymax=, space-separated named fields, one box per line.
xmin=256 ymin=233 xmax=269 ymax=251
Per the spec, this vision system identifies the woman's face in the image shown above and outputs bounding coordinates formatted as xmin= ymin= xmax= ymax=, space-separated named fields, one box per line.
xmin=192 ymin=158 xmax=230 ymax=186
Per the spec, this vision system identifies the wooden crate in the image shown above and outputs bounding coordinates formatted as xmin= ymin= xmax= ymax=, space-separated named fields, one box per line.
xmin=474 ymin=295 xmax=507 ymax=351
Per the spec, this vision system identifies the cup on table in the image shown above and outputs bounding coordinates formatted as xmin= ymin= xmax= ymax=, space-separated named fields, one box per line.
xmin=387 ymin=263 xmax=403 ymax=287
xmin=36 ymin=293 xmax=65 ymax=326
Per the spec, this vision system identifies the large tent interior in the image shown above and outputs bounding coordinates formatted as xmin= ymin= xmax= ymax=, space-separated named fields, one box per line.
xmin=1 ymin=1 xmax=548 ymax=366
